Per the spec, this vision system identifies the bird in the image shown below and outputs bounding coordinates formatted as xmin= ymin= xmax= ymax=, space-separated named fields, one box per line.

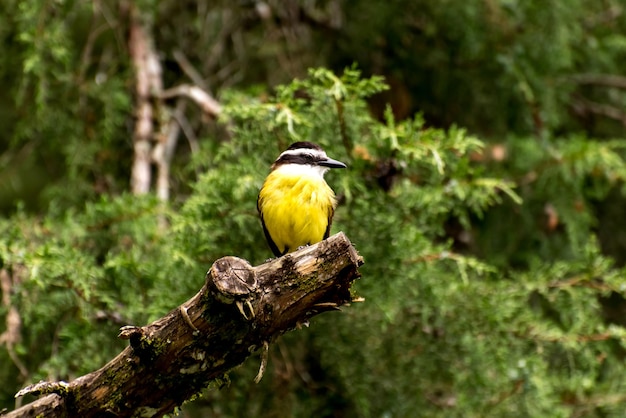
xmin=257 ymin=142 xmax=347 ymax=257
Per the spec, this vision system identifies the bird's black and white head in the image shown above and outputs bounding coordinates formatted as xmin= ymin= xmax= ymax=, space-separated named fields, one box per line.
xmin=271 ymin=142 xmax=347 ymax=178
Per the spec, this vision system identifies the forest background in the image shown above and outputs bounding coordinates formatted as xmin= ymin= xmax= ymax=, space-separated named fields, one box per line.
xmin=2 ymin=1 xmax=626 ymax=417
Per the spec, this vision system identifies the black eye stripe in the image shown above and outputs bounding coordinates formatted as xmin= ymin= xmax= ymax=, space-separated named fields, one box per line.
xmin=275 ymin=153 xmax=322 ymax=165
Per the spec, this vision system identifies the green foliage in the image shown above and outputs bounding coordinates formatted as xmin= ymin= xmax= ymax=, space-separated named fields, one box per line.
xmin=4 ymin=65 xmax=626 ymax=417
xmin=338 ymin=0 xmax=626 ymax=137
xmin=0 ymin=0 xmax=132 ymax=211
xmin=2 ymin=1 xmax=626 ymax=417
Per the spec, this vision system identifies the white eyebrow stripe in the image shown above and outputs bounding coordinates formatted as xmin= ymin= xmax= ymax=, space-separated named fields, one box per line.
xmin=277 ymin=149 xmax=327 ymax=160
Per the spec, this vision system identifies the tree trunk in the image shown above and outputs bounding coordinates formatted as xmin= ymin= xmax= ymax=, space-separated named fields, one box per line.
xmin=6 ymin=232 xmax=362 ymax=418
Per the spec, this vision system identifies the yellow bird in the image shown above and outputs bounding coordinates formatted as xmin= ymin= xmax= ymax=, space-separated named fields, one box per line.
xmin=258 ymin=142 xmax=347 ymax=257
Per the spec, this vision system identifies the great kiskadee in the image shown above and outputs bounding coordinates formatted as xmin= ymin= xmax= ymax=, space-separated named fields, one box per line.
xmin=257 ymin=142 xmax=347 ymax=257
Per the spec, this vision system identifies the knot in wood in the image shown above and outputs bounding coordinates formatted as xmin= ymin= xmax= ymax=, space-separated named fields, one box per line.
xmin=209 ymin=256 xmax=257 ymax=302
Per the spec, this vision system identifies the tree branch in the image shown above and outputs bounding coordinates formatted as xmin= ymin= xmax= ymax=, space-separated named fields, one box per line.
xmin=6 ymin=233 xmax=363 ymax=418
xmin=153 ymin=99 xmax=186 ymax=202
xmin=0 ymin=268 xmax=28 ymax=380
xmin=159 ymin=84 xmax=223 ymax=117
xmin=129 ymin=5 xmax=163 ymax=195
xmin=567 ymin=73 xmax=626 ymax=90
xmin=571 ymin=97 xmax=626 ymax=126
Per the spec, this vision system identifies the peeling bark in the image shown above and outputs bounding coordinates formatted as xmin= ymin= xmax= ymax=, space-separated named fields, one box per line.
xmin=6 ymin=233 xmax=363 ymax=418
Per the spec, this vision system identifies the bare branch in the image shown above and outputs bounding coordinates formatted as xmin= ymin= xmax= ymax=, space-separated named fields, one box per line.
xmin=571 ymin=98 xmax=626 ymax=126
xmin=172 ymin=105 xmax=200 ymax=155
xmin=160 ymin=84 xmax=223 ymax=117
xmin=153 ymin=99 xmax=186 ymax=202
xmin=0 ymin=268 xmax=28 ymax=380
xmin=129 ymin=5 xmax=163 ymax=195
xmin=173 ymin=49 xmax=208 ymax=89
xmin=566 ymin=74 xmax=626 ymax=90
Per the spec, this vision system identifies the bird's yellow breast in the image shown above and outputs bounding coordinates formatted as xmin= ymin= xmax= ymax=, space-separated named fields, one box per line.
xmin=258 ymin=168 xmax=336 ymax=255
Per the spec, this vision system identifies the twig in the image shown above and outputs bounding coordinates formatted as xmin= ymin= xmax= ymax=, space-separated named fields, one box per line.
xmin=160 ymin=84 xmax=222 ymax=117
xmin=166 ymin=99 xmax=187 ymax=160
xmin=173 ymin=49 xmax=207 ymax=90
xmin=172 ymin=105 xmax=200 ymax=155
xmin=254 ymin=341 xmax=270 ymax=383
xmin=572 ymin=98 xmax=626 ymax=126
xmin=153 ymin=99 xmax=185 ymax=202
xmin=204 ymin=9 xmax=237 ymax=75
xmin=16 ymin=381 xmax=69 ymax=398
xmin=566 ymin=74 xmax=626 ymax=89
xmin=0 ymin=268 xmax=28 ymax=379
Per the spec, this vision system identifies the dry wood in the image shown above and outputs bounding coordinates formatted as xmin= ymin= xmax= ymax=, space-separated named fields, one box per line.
xmin=6 ymin=233 xmax=362 ymax=418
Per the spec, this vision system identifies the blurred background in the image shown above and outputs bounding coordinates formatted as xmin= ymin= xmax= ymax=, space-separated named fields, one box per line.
xmin=2 ymin=1 xmax=626 ymax=417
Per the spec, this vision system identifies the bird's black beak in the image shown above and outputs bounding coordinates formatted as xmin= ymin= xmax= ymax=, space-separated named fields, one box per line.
xmin=319 ymin=157 xmax=347 ymax=169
